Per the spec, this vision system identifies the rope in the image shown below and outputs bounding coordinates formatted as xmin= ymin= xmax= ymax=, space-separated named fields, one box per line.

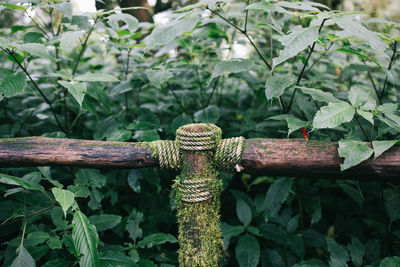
xmin=176 ymin=178 xmax=213 ymax=203
xmin=215 ymin=137 xmax=245 ymax=172
xmin=156 ymin=140 xmax=180 ymax=169
xmin=176 ymin=124 xmax=222 ymax=151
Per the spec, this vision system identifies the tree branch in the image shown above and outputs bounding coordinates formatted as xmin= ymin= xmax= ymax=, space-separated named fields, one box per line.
xmin=380 ymin=41 xmax=397 ymax=100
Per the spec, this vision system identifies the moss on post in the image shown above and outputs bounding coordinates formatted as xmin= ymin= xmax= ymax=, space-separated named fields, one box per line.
xmin=174 ymin=124 xmax=223 ymax=267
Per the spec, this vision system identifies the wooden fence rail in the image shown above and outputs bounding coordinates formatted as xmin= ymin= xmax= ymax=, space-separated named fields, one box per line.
xmin=1 ymin=137 xmax=399 ymax=180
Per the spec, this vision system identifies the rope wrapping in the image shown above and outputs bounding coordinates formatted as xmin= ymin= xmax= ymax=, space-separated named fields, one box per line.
xmin=176 ymin=178 xmax=213 ymax=203
xmin=215 ymin=137 xmax=245 ymax=172
xmin=176 ymin=124 xmax=222 ymax=151
xmin=156 ymin=140 xmax=180 ymax=169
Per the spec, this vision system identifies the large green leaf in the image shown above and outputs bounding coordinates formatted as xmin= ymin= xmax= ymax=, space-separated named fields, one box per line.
xmin=263 ymin=177 xmax=293 ymax=216
xmin=338 ymin=140 xmax=374 ymax=171
xmin=313 ymin=102 xmax=355 ymax=129
xmin=235 ymin=234 xmax=260 ymax=267
xmin=348 ymin=86 xmax=376 ymax=110
xmin=194 ymin=105 xmax=220 ymax=124
xmin=137 ymin=233 xmax=177 ymax=248
xmin=347 ymin=236 xmax=365 ymax=267
xmin=89 ymin=214 xmax=122 ymax=232
xmin=59 ymin=31 xmax=84 ymax=51
xmin=0 ymin=72 xmax=26 ymax=97
xmin=146 ymin=16 xmax=199 ymax=48
xmin=0 ymin=173 xmax=44 ymax=191
xmin=127 ymin=169 xmax=144 ymax=193
xmin=326 ymin=238 xmax=349 ymax=267
xmin=100 ymin=251 xmax=136 ymax=267
xmin=10 ymin=246 xmax=35 ymax=267
xmin=298 ymin=86 xmax=342 ymax=103
xmin=259 ymin=224 xmax=289 ymax=245
xmin=372 ymin=140 xmax=398 ymax=160
xmin=75 ymin=73 xmax=119 ymax=82
xmin=14 ymin=43 xmax=58 ymax=61
xmin=380 ymin=256 xmax=400 ymax=267
xmin=52 ymin=188 xmax=75 ymax=217
xmin=273 ymin=26 xmax=319 ymax=68
xmin=72 ymin=211 xmax=100 ymax=267
xmin=286 ymin=115 xmax=308 ymax=137
xmin=236 ymin=198 xmax=252 ymax=226
xmin=107 ymin=13 xmax=139 ymax=33
xmin=58 ymin=80 xmax=87 ymax=106
xmin=333 ymin=16 xmax=387 ymax=51
xmin=211 ymin=59 xmax=253 ymax=80
xmin=265 ymin=75 xmax=294 ymax=100
xmin=383 ymin=187 xmax=400 ymax=223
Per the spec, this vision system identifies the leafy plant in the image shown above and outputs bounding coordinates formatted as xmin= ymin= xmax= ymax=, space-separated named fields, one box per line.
xmin=0 ymin=0 xmax=399 ymax=266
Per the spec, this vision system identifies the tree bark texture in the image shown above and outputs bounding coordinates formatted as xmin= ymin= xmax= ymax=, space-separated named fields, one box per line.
xmin=1 ymin=137 xmax=399 ymax=180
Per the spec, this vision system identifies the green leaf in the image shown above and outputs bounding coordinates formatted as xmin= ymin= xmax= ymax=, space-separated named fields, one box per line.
xmin=211 ymin=59 xmax=253 ymax=80
xmin=89 ymin=214 xmax=122 ymax=232
xmin=146 ymin=16 xmax=199 ymax=48
xmin=275 ymin=1 xmax=323 ymax=12
xmin=336 ymin=47 xmax=384 ymax=70
xmin=0 ymin=173 xmax=44 ymax=191
xmin=171 ymin=114 xmax=192 ymax=133
xmin=72 ymin=211 xmax=100 ymax=267
xmin=326 ymin=238 xmax=350 ymax=267
xmin=14 ymin=43 xmax=58 ymax=62
xmin=221 ymin=223 xmax=245 ymax=240
xmin=333 ymin=16 xmax=387 ymax=51
xmin=146 ymin=69 xmax=172 ymax=88
xmin=137 ymin=233 xmax=177 ymax=248
xmin=100 ymin=251 xmax=136 ymax=267
xmin=265 ymin=75 xmax=294 ymax=100
xmin=0 ymin=3 xmax=27 ymax=11
xmin=298 ymin=86 xmax=342 ymax=103
xmin=357 ymin=110 xmax=374 ymax=125
xmin=380 ymin=256 xmax=400 ymax=267
xmin=75 ymin=73 xmax=119 ymax=82
xmin=48 ymin=237 xmax=63 ymax=249
xmin=52 ymin=188 xmax=75 ymax=217
xmin=23 ymin=32 xmax=44 ymax=44
xmin=264 ymin=177 xmax=293 ymax=216
xmin=10 ymin=246 xmax=35 ymax=267
xmin=383 ymin=187 xmax=400 ymax=223
xmin=126 ymin=209 xmax=144 ymax=241
xmin=348 ymin=236 xmax=365 ymax=267
xmin=294 ymin=259 xmax=328 ymax=267
xmin=348 ymin=86 xmax=376 ymax=110
xmin=194 ymin=105 xmax=220 ymax=124
xmin=259 ymin=224 xmax=289 ymax=245
xmin=58 ymin=81 xmax=87 ymax=106
xmin=26 ymin=231 xmax=51 ymax=246
xmin=107 ymin=13 xmax=139 ymax=33
xmin=313 ymin=102 xmax=355 ymax=129
xmin=127 ymin=169 xmax=144 ymax=193
xmin=59 ymin=31 xmax=84 ymax=51
xmin=106 ymin=129 xmax=132 ymax=142
xmin=273 ymin=26 xmax=319 ymax=68
xmin=0 ymin=72 xmax=26 ymax=97
xmin=372 ymin=140 xmax=398 ymax=160
xmin=50 ymin=2 xmax=73 ymax=19
xmin=338 ymin=140 xmax=374 ymax=171
xmin=286 ymin=116 xmax=308 ymax=137
xmin=235 ymin=234 xmax=260 ymax=267
xmin=236 ymin=198 xmax=252 ymax=226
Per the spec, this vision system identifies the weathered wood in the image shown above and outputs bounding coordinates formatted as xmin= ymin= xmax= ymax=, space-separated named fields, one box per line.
xmin=0 ymin=137 xmax=157 ymax=168
xmin=1 ymin=137 xmax=399 ymax=180
xmin=241 ymin=138 xmax=400 ymax=179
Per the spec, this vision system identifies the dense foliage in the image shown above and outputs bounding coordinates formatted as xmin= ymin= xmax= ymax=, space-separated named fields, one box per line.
xmin=0 ymin=0 xmax=400 ymax=266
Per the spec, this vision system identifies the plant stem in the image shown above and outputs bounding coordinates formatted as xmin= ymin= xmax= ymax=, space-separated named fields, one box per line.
xmin=355 ymin=114 xmax=370 ymax=142
xmin=5 ymin=49 xmax=67 ymax=133
xmin=205 ymin=77 xmax=220 ymax=107
xmin=244 ymin=0 xmax=250 ymax=33
xmin=72 ymin=17 xmax=99 ymax=75
xmin=207 ymin=7 xmax=272 ymax=70
xmin=367 ymin=70 xmax=380 ymax=102
xmin=380 ymin=41 xmax=397 ymax=100
xmin=285 ymin=19 xmax=327 ymax=113
xmin=166 ymin=82 xmax=187 ymax=114
xmin=304 ymin=42 xmax=333 ymax=75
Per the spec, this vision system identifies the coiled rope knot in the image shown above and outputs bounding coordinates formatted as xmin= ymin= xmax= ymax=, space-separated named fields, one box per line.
xmin=176 ymin=124 xmax=222 ymax=151
xmin=176 ymin=178 xmax=213 ymax=203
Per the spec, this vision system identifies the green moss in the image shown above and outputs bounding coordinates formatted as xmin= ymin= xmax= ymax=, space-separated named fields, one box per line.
xmin=173 ymin=149 xmax=223 ymax=267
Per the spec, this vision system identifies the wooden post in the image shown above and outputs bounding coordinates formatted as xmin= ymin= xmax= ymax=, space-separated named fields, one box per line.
xmin=173 ymin=123 xmax=223 ymax=267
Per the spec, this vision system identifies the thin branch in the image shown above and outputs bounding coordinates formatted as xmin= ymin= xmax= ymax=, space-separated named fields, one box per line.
xmin=244 ymin=0 xmax=250 ymax=33
xmin=207 ymin=7 xmax=272 ymax=70
xmin=205 ymin=77 xmax=220 ymax=107
xmin=1 ymin=203 xmax=57 ymax=226
xmin=166 ymin=82 xmax=187 ymax=114
xmin=72 ymin=17 xmax=99 ymax=75
xmin=285 ymin=19 xmax=327 ymax=113
xmin=355 ymin=114 xmax=371 ymax=142
xmin=304 ymin=42 xmax=333 ymax=75
xmin=5 ymin=49 xmax=67 ymax=133
xmin=367 ymin=70 xmax=380 ymax=102
xmin=380 ymin=41 xmax=397 ymax=100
